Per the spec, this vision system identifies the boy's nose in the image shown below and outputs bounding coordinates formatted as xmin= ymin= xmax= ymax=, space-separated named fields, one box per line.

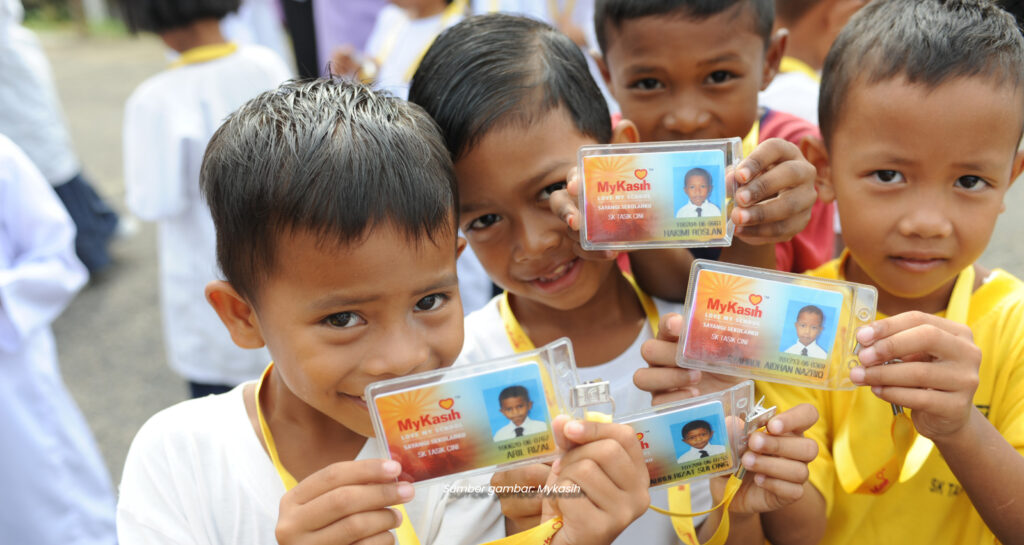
xmin=366 ymin=325 xmax=432 ymax=377
xmin=896 ymin=200 xmax=954 ymax=239
xmin=513 ymin=211 xmax=561 ymax=262
xmin=664 ymin=103 xmax=711 ymax=136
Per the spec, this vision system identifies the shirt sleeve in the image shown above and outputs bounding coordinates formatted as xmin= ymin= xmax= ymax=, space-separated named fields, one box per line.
xmin=123 ymin=85 xmax=189 ymax=220
xmin=0 ymin=137 xmax=86 ymax=353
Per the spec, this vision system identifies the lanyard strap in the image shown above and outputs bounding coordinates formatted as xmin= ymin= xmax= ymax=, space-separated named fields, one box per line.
xmin=169 ymin=42 xmax=239 ymax=69
xmin=371 ymin=0 xmax=466 ymax=84
xmin=778 ymin=56 xmax=820 ymax=83
xmin=833 ymin=252 xmax=975 ymax=494
xmin=741 ymin=120 xmax=759 ymax=158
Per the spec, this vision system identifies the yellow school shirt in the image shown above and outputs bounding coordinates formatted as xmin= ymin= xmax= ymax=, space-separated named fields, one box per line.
xmin=758 ymin=257 xmax=1024 ymax=545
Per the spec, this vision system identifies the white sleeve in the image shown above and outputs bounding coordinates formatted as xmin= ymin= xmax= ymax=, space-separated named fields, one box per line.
xmin=123 ymin=86 xmax=189 ymax=220
xmin=0 ymin=136 xmax=86 ymax=353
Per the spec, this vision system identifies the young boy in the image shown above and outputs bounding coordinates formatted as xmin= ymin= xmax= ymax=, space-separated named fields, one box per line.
xmin=119 ymin=0 xmax=290 ymax=397
xmin=117 ymin=78 xmax=652 ymax=545
xmin=594 ymin=0 xmax=836 ymax=274
xmin=493 ymin=386 xmax=547 ymax=441
xmin=784 ymin=305 xmax=826 ymax=358
xmin=642 ymin=1 xmax=1024 ymax=543
xmin=676 ymin=420 xmax=726 ymax=463
xmin=676 ymin=168 xmax=721 ymax=219
xmin=409 ymin=14 xmax=820 ymax=544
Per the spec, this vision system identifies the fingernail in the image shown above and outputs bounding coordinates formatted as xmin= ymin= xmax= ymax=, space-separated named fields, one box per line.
xmin=754 ymin=473 xmax=766 ymax=486
xmin=737 ymin=190 xmax=751 ymax=205
xmin=849 ymin=366 xmax=865 ymax=383
xmin=566 ymin=421 xmax=584 ymax=437
xmin=858 ymin=347 xmax=877 ymax=364
xmin=397 ymin=482 xmax=415 ymax=501
xmin=768 ymin=418 xmax=784 ymax=435
xmin=856 ymin=326 xmax=874 ymax=343
xmin=383 ymin=460 xmax=401 ymax=476
xmin=668 ymin=314 xmax=683 ymax=333
xmin=737 ymin=209 xmax=750 ymax=223
xmin=748 ymin=432 xmax=764 ymax=450
xmin=688 ymin=369 xmax=701 ymax=382
xmin=737 ymin=167 xmax=751 ymax=182
xmin=390 ymin=507 xmax=404 ymax=525
xmin=742 ymin=452 xmax=757 ymax=468
xmin=871 ymin=386 xmax=883 ymax=396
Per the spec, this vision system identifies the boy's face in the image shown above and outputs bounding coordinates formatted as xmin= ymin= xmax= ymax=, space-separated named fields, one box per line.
xmin=600 ymin=6 xmax=781 ymax=143
xmin=685 ymin=175 xmax=711 ymax=206
xmin=683 ymin=426 xmax=712 ymax=449
xmin=454 ymin=107 xmax=618 ymax=312
xmin=499 ymin=395 xmax=532 ymax=426
xmin=251 ymin=224 xmax=464 ymax=438
xmin=795 ymin=311 xmax=823 ymax=346
xmin=821 ymin=76 xmax=1024 ymax=312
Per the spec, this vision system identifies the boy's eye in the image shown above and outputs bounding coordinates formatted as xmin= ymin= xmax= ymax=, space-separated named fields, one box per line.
xmin=414 ymin=293 xmax=449 ymax=312
xmin=539 ymin=181 xmax=567 ymax=201
xmin=630 ymin=77 xmax=664 ymax=91
xmin=325 ymin=312 xmax=365 ymax=328
xmin=705 ymin=70 xmax=735 ymax=84
xmin=954 ymin=175 xmax=988 ymax=190
xmin=872 ymin=170 xmax=904 ymax=184
xmin=466 ymin=213 xmax=501 ymax=231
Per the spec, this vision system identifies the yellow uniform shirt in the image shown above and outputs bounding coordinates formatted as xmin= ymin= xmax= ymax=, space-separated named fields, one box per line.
xmin=758 ymin=258 xmax=1024 ymax=545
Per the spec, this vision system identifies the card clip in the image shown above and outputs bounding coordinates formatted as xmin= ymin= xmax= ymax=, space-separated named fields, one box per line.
xmin=736 ymin=396 xmax=777 ymax=480
xmin=572 ymin=379 xmax=615 ymax=420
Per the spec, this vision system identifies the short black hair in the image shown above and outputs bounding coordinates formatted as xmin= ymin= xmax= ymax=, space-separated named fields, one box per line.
xmin=200 ymin=79 xmax=457 ymax=304
xmin=819 ymin=0 xmax=1024 ymax=144
xmin=499 ymin=385 xmax=531 ymax=403
xmin=595 ymin=0 xmax=775 ymax=55
xmin=997 ymin=0 xmax=1024 ymax=31
xmin=117 ymin=0 xmax=240 ymax=33
xmin=682 ymin=420 xmax=712 ymax=438
xmin=775 ymin=0 xmax=820 ymax=24
xmin=408 ymin=14 xmax=611 ymax=161
xmin=796 ymin=305 xmax=824 ymax=325
xmin=684 ymin=167 xmax=713 ymax=190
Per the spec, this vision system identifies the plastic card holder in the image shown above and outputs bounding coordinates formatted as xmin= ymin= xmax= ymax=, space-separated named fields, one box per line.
xmin=618 ymin=381 xmax=771 ymax=488
xmin=677 ymin=260 xmax=878 ymax=390
xmin=366 ymin=338 xmax=580 ymax=486
xmin=578 ymin=138 xmax=741 ymax=251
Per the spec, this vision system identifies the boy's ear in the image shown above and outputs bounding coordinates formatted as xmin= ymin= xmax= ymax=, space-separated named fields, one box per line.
xmin=611 ymin=119 xmax=640 ymax=144
xmin=594 ymin=52 xmax=613 ymax=89
xmin=761 ymin=28 xmax=788 ymax=91
xmin=456 ymin=235 xmax=467 ymax=258
xmin=1003 ymin=149 xmax=1024 ymax=213
xmin=205 ymin=281 xmax=267 ymax=350
xmin=800 ymin=135 xmax=834 ymax=202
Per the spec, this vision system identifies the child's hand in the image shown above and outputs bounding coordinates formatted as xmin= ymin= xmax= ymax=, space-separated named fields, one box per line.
xmin=541 ymin=415 xmax=650 ymax=545
xmin=548 ymin=167 xmax=619 ymax=261
xmin=275 ymin=459 xmax=412 ymax=545
xmin=730 ymin=138 xmax=817 ymax=245
xmin=329 ymin=45 xmax=362 ymax=78
xmin=851 ymin=311 xmax=981 ymax=440
xmin=490 ymin=463 xmax=551 ymax=535
xmin=726 ymin=403 xmax=819 ymax=514
xmin=635 ymin=313 xmax=744 ymax=405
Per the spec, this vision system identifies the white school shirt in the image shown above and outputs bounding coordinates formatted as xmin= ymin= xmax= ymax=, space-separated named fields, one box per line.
xmin=759 ymin=70 xmax=820 ymax=126
xmin=457 ymin=294 xmax=711 ymax=544
xmin=493 ymin=416 xmax=549 ymax=442
xmin=676 ymin=443 xmax=727 ymax=464
xmin=675 ymin=201 xmax=721 ymax=219
xmin=123 ymin=46 xmax=289 ymax=386
xmin=0 ymin=1 xmax=80 ymax=186
xmin=364 ymin=5 xmax=465 ymax=100
xmin=784 ymin=340 xmax=828 ymax=359
xmin=118 ymin=384 xmax=504 ymax=545
xmin=220 ymin=0 xmax=293 ymax=73
xmin=0 ymin=134 xmax=117 ymax=544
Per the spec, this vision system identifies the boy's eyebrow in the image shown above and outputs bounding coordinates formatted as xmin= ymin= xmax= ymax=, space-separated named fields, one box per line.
xmin=697 ymin=52 xmax=744 ymax=67
xmin=459 ymin=159 xmax=572 ymax=216
xmin=309 ymin=273 xmax=459 ymax=311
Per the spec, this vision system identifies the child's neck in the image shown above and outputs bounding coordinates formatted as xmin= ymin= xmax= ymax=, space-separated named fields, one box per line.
xmin=160 ymin=18 xmax=228 ymax=54
xmin=508 ymin=267 xmax=647 ymax=367
xmin=247 ymin=370 xmax=366 ymax=483
xmin=402 ymin=1 xmax=448 ymax=19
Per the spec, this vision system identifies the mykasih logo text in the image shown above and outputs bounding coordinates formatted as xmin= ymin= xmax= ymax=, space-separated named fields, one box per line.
xmin=707 ymin=298 xmax=763 ymax=318
xmin=595 ymin=168 xmax=652 ymax=195
xmin=397 ymin=409 xmax=461 ymax=432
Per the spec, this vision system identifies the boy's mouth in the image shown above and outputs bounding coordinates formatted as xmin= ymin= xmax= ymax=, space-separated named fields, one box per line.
xmin=529 ymin=258 xmax=582 ymax=292
xmin=889 ymin=254 xmax=949 ymax=272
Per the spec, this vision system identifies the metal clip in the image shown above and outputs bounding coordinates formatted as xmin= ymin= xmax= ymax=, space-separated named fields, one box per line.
xmin=571 ymin=379 xmax=615 ymax=417
xmin=735 ymin=396 xmax=777 ymax=479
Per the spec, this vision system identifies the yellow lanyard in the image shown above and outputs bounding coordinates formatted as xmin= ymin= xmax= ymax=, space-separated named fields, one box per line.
xmin=169 ymin=42 xmax=239 ymax=69
xmin=742 ymin=120 xmax=760 ymax=158
xmin=778 ymin=56 xmax=821 ymax=83
xmin=832 ymin=251 xmax=975 ymax=494
xmin=370 ymin=0 xmax=467 ymax=84
xmin=255 ymin=364 xmax=422 ymax=544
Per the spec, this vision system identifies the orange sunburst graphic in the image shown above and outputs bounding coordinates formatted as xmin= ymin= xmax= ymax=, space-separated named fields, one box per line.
xmin=584 ymin=155 xmax=634 ymax=182
xmin=376 ymin=388 xmax=437 ymax=428
xmin=696 ymin=272 xmax=755 ymax=308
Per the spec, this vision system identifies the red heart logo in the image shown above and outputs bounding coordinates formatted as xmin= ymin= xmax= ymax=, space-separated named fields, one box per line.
xmin=439 ymin=398 xmax=454 ymax=410
xmin=636 ymin=432 xmax=645 ymax=441
xmin=749 ymin=294 xmax=763 ymax=306
xmin=634 ymin=169 xmax=648 ymax=180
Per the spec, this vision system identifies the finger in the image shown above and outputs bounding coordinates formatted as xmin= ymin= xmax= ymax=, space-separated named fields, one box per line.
xmin=350 ymin=533 xmax=398 ymax=545
xmin=639 ymin=336 xmax=684 ymax=370
xmin=651 ymin=388 xmax=702 ymax=407
xmin=867 ymin=385 xmax=974 ymax=417
xmin=734 ymin=159 xmax=816 ymax=215
xmin=740 ymin=450 xmax=810 ymax=486
xmin=657 ymin=313 xmax=684 ymax=342
xmin=746 ymin=431 xmax=819 ymax=464
xmin=764 ymin=403 xmax=819 ymax=436
xmin=301 ymin=482 xmax=414 ymax=530
xmin=290 ymin=459 xmax=404 ymax=505
xmin=560 ymin=420 xmax=646 ymax=468
xmin=851 ymin=360 xmax=979 ymax=393
xmin=633 ymin=366 xmax=701 ymax=392
xmin=747 ymin=475 xmax=807 ymax=505
xmin=733 ymin=139 xmax=802 ymax=203
xmin=856 ymin=311 xmax=973 ymax=350
xmin=732 ymin=211 xmax=813 ymax=245
xmin=319 ymin=508 xmax=402 ymax=545
xmin=549 ymin=188 xmax=579 ymax=230
xmin=566 ymin=167 xmax=580 ymax=197
xmin=491 ymin=463 xmax=551 ymax=488
xmin=732 ymin=176 xmax=816 ymax=227
xmin=554 ymin=458 xmax=623 ymax=513
xmin=856 ymin=322 xmax=979 ymax=366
